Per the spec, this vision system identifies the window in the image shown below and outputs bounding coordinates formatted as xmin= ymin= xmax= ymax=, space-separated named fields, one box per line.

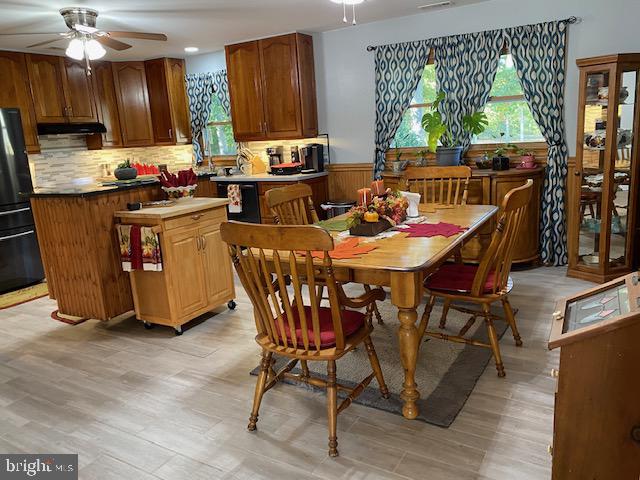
xmin=205 ymin=94 xmax=237 ymax=157
xmin=393 ymin=53 xmax=544 ymax=148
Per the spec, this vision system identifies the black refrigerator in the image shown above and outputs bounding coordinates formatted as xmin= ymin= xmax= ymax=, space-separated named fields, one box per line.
xmin=0 ymin=108 xmax=44 ymax=294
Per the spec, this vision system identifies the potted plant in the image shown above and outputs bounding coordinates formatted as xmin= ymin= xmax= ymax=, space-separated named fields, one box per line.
xmin=492 ymin=145 xmax=511 ymax=171
xmin=507 ymin=144 xmax=536 ymax=169
xmin=421 ymin=91 xmax=489 ymax=166
xmin=414 ymin=149 xmax=429 ymax=167
xmin=114 ymin=159 xmax=138 ymax=180
xmin=392 ymin=151 xmax=409 ymax=173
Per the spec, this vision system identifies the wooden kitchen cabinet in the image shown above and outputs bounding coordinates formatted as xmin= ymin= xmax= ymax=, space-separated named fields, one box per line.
xmin=144 ymin=57 xmax=192 ymax=145
xmin=116 ymin=199 xmax=235 ymax=334
xmin=225 ymin=32 xmax=318 ymax=142
xmin=27 ymin=54 xmax=97 ymax=123
xmin=112 ymin=61 xmax=154 ymax=147
xmin=0 ymin=51 xmax=40 ymax=153
xmin=91 ymin=61 xmax=123 ymax=148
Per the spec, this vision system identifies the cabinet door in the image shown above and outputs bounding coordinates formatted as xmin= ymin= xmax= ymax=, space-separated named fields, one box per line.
xmin=226 ymin=41 xmax=266 ymax=141
xmin=62 ymin=58 xmax=97 ymax=122
xmin=144 ymin=58 xmax=174 ymax=145
xmin=0 ymin=52 xmax=40 ymax=153
xmin=295 ymin=33 xmax=318 ymax=138
xmin=164 ymin=228 xmax=207 ymax=316
xmin=91 ymin=61 xmax=123 ymax=148
xmin=166 ymin=58 xmax=192 ymax=144
xmin=113 ymin=62 xmax=154 ymax=147
xmin=199 ymin=222 xmax=234 ymax=306
xmin=259 ymin=34 xmax=303 ymax=139
xmin=26 ymin=54 xmax=67 ymax=123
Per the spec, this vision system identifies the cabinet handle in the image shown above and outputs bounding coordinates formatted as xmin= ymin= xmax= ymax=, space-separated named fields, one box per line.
xmin=547 ymin=445 xmax=553 ymax=456
xmin=196 ymin=236 xmax=201 ymax=251
xmin=574 ymin=171 xmax=581 ymax=176
xmin=169 ymin=128 xmax=173 ymax=139
xmin=631 ymin=425 xmax=640 ymax=444
xmin=191 ymin=214 xmax=203 ymax=220
xmin=201 ymin=235 xmax=206 ymax=251
xmin=550 ymin=368 xmax=559 ymax=378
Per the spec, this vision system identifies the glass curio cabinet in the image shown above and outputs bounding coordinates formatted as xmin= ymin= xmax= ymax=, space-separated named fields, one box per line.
xmin=568 ymin=54 xmax=640 ymax=283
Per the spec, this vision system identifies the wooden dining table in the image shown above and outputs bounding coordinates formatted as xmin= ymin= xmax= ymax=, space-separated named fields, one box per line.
xmin=309 ymin=204 xmax=499 ymax=419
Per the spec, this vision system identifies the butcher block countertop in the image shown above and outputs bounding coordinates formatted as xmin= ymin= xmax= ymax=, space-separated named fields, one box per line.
xmin=115 ymin=198 xmax=229 ymax=221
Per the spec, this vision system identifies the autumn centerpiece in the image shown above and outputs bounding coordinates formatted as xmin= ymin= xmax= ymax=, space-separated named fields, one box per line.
xmin=348 ymin=182 xmax=408 ymax=236
xmin=160 ymin=168 xmax=198 ymax=201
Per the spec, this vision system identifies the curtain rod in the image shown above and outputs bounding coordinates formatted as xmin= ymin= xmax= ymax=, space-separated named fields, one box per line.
xmin=365 ymin=16 xmax=579 ymax=51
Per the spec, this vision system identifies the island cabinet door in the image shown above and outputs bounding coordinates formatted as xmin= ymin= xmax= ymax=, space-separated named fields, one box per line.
xmin=164 ymin=227 xmax=208 ymax=317
xmin=199 ymin=222 xmax=235 ymax=306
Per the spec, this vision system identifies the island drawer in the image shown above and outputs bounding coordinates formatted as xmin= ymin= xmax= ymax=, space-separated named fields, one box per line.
xmin=164 ymin=207 xmax=226 ymax=231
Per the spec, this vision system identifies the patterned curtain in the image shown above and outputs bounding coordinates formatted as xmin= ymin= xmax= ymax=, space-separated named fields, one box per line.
xmin=185 ymin=73 xmax=215 ymax=164
xmin=374 ymin=41 xmax=431 ymax=178
xmin=211 ymin=70 xmax=231 ymax=118
xmin=505 ymin=21 xmax=569 ymax=265
xmin=434 ymin=30 xmax=504 ymax=151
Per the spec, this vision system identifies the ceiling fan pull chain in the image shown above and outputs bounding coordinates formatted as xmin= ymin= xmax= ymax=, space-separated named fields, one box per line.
xmin=352 ymin=4 xmax=357 ymax=25
xmin=343 ymin=2 xmax=347 ymax=23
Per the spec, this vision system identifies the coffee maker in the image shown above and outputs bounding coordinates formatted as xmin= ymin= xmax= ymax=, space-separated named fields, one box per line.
xmin=266 ymin=146 xmax=283 ymax=167
xmin=300 ymin=144 xmax=325 ymax=173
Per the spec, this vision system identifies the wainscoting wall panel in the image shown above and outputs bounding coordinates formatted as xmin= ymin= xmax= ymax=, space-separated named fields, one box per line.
xmin=327 ymin=163 xmax=374 ymax=201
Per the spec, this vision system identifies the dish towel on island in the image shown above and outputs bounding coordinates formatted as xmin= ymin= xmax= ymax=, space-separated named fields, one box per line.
xmin=227 ymin=184 xmax=242 ymax=213
xmin=117 ymin=225 xmax=163 ymax=272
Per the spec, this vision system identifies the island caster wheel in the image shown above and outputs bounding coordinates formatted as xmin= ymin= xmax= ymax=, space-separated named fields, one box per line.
xmin=143 ymin=322 xmax=154 ymax=330
xmin=174 ymin=327 xmax=183 ymax=336
xmin=228 ymin=300 xmax=237 ymax=310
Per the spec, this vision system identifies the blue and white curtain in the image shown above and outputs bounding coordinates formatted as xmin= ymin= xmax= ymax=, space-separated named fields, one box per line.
xmin=211 ymin=70 xmax=232 ymax=118
xmin=374 ymin=41 xmax=431 ymax=178
xmin=434 ymin=30 xmax=504 ymax=151
xmin=185 ymin=73 xmax=215 ymax=164
xmin=505 ymin=21 xmax=569 ymax=265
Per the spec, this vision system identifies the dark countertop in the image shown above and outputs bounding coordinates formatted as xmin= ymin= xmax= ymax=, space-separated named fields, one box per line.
xmin=30 ymin=180 xmax=161 ymax=198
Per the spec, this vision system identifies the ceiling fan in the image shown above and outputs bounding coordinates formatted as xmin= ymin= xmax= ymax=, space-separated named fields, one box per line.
xmin=0 ymin=7 xmax=167 ymax=72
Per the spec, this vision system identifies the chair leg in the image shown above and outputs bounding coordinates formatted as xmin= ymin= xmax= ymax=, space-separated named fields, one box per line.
xmin=300 ymin=360 xmax=310 ymax=380
xmin=364 ymin=284 xmax=384 ymax=325
xmin=363 ymin=335 xmax=389 ymax=398
xmin=418 ymin=295 xmax=436 ymax=340
xmin=248 ymin=351 xmax=272 ymax=431
xmin=483 ymin=304 xmax=505 ymax=378
xmin=326 ymin=360 xmax=339 ymax=457
xmin=501 ymin=297 xmax=523 ymax=347
xmin=439 ymin=298 xmax=451 ymax=329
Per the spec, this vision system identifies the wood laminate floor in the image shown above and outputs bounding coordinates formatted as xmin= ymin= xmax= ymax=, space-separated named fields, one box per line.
xmin=0 ymin=267 xmax=592 ymax=479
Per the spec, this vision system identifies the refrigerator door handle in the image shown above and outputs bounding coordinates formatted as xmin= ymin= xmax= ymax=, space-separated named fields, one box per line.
xmin=0 ymin=207 xmax=31 ymax=217
xmin=0 ymin=229 xmax=35 ymax=242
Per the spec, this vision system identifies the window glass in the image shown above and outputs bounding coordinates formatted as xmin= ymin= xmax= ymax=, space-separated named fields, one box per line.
xmin=206 ymin=94 xmax=237 ymax=156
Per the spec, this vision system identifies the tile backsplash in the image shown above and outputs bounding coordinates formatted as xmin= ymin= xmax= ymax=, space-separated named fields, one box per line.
xmin=29 ymin=135 xmax=194 ymax=188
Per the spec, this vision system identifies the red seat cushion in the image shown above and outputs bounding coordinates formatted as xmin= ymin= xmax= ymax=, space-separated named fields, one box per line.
xmin=425 ymin=264 xmax=496 ymax=294
xmin=279 ymin=306 xmax=365 ymax=348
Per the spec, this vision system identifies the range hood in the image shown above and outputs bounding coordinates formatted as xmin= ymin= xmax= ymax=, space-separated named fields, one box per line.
xmin=37 ymin=123 xmax=107 ymax=135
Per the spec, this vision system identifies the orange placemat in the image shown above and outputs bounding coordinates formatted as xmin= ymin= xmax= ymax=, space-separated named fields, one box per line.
xmin=302 ymin=238 xmax=377 ymax=260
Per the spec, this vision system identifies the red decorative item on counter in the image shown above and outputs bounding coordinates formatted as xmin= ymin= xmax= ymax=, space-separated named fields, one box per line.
xmin=159 ymin=168 xmax=197 ymax=188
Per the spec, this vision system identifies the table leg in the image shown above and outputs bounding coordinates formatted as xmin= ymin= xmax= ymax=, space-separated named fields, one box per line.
xmin=398 ymin=306 xmax=420 ymax=419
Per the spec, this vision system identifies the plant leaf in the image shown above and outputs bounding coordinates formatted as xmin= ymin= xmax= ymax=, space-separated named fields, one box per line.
xmin=462 ymin=111 xmax=489 ymax=136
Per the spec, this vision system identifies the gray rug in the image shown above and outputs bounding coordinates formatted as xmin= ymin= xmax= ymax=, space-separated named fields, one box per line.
xmin=251 ymin=293 xmax=508 ymax=427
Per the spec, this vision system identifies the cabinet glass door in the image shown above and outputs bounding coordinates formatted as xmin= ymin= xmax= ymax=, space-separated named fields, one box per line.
xmin=609 ymin=68 xmax=638 ymax=268
xmin=579 ymin=70 xmax=610 ymax=268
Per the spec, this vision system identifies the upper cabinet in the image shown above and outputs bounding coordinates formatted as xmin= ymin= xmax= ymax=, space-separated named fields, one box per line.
xmin=91 ymin=61 xmax=123 ymax=148
xmin=0 ymin=51 xmax=39 ymax=153
xmin=144 ymin=58 xmax=192 ymax=145
xmin=26 ymin=54 xmax=97 ymax=123
xmin=226 ymin=33 xmax=318 ymax=142
xmin=112 ymin=62 xmax=154 ymax=147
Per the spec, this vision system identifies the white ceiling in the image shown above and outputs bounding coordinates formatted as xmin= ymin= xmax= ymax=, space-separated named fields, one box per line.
xmin=0 ymin=0 xmax=488 ymax=60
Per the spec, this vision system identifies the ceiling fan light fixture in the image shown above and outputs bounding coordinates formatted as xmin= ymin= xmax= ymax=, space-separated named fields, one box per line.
xmin=85 ymin=38 xmax=106 ymax=60
xmin=184 ymin=46 xmax=199 ymax=53
xmin=329 ymin=0 xmax=364 ymax=25
xmin=65 ymin=38 xmax=84 ymax=60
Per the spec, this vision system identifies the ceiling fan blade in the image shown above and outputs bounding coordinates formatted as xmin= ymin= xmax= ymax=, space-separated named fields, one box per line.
xmin=96 ymin=36 xmax=132 ymax=51
xmin=0 ymin=32 xmax=65 ymax=36
xmin=26 ymin=37 xmax=66 ymax=48
xmin=106 ymin=31 xmax=167 ymax=41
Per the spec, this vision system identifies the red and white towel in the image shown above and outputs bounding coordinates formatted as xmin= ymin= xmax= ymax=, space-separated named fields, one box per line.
xmin=117 ymin=225 xmax=163 ymax=272
xmin=227 ymin=184 xmax=242 ymax=213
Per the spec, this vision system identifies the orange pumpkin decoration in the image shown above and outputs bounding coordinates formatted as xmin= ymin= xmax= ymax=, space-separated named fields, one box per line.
xmin=363 ymin=211 xmax=379 ymax=223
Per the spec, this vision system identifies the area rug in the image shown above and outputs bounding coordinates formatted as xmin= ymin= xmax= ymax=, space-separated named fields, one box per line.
xmin=251 ymin=295 xmax=508 ymax=427
xmin=0 ymin=282 xmax=49 ymax=310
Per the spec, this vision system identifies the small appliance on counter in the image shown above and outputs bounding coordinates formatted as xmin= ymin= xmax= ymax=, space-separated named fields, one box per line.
xmin=290 ymin=146 xmax=300 ymax=164
xmin=270 ymin=162 xmax=303 ymax=176
xmin=300 ymin=143 xmax=325 ymax=173
xmin=266 ymin=146 xmax=283 ymax=168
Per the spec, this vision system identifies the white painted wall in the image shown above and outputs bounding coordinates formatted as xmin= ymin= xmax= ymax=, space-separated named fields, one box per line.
xmin=185 ymin=50 xmax=227 ymax=74
xmin=186 ymin=0 xmax=640 ymax=163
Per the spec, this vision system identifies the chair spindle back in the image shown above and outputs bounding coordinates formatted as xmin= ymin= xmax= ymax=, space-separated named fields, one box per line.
xmin=266 ymin=184 xmax=320 ymax=225
xmin=403 ymin=166 xmax=472 ymax=206
xmin=221 ymin=222 xmax=348 ymax=353
xmin=472 ymin=179 xmax=534 ymax=296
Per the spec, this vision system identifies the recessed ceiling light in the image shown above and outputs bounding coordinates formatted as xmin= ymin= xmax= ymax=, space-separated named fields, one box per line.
xmin=418 ymin=1 xmax=452 ymax=9
xmin=184 ymin=47 xmax=199 ymax=53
